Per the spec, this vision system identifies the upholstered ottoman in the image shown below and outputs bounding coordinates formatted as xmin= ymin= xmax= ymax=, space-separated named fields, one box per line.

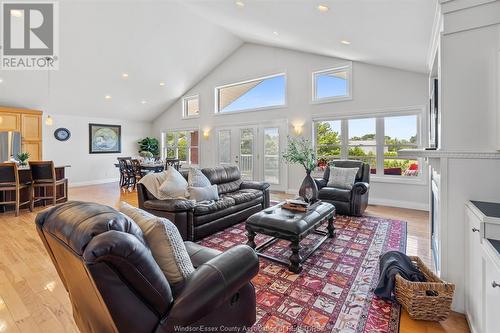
xmin=246 ymin=201 xmax=335 ymax=273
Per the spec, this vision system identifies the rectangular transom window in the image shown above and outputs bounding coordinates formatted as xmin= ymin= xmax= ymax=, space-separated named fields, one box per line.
xmin=215 ymin=73 xmax=286 ymax=114
xmin=312 ymin=64 xmax=352 ymax=102
xmin=182 ymin=95 xmax=199 ymax=119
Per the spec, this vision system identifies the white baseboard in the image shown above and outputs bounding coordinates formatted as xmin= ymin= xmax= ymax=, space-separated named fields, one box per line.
xmin=69 ymin=178 xmax=119 ymax=188
xmin=369 ymin=197 xmax=429 ymax=211
xmin=285 ymin=189 xmax=429 ymax=211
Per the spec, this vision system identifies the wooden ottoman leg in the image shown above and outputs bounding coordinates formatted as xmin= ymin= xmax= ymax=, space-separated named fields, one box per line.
xmin=246 ymin=229 xmax=257 ymax=249
xmin=327 ymin=214 xmax=335 ymax=238
xmin=289 ymin=239 xmax=302 ymax=273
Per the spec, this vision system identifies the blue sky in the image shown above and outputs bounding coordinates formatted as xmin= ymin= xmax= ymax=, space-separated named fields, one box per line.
xmin=324 ymin=116 xmax=416 ymax=141
xmin=222 ymin=75 xmax=285 ymax=112
xmin=316 ymin=74 xmax=347 ymax=99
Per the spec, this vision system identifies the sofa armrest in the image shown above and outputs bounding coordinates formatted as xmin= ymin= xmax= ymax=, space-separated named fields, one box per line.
xmin=240 ymin=181 xmax=270 ymax=191
xmin=143 ymin=199 xmax=195 ymax=212
xmin=314 ymin=178 xmax=328 ymax=190
xmin=166 ymin=245 xmax=259 ymax=326
xmin=352 ymin=182 xmax=369 ymax=195
xmin=184 ymin=241 xmax=221 ymax=268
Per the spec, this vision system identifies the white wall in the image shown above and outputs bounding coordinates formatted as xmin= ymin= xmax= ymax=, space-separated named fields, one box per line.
xmin=153 ymin=43 xmax=430 ymax=210
xmin=42 ymin=114 xmax=152 ymax=186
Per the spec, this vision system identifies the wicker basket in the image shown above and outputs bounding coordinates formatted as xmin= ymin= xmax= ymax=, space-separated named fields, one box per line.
xmin=394 ymin=256 xmax=455 ymax=321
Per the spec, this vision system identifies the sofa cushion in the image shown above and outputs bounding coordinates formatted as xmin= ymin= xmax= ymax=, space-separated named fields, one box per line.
xmin=318 ymin=187 xmax=351 ymax=202
xmin=202 ymin=165 xmax=243 ymax=194
xmin=194 ymin=197 xmax=263 ymax=227
xmin=222 ymin=189 xmax=263 ymax=205
xmin=119 ymin=202 xmax=194 ymax=285
xmin=193 ymin=197 xmax=236 ymax=216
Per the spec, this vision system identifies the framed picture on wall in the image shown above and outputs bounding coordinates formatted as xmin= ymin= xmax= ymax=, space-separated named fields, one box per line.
xmin=89 ymin=123 xmax=121 ymax=154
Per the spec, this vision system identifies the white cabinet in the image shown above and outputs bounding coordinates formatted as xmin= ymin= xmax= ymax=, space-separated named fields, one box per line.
xmin=465 ymin=207 xmax=483 ymax=333
xmin=465 ymin=201 xmax=500 ymax=333
xmin=483 ymin=242 xmax=500 ymax=333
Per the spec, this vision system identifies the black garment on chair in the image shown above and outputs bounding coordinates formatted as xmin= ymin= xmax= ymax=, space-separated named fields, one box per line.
xmin=374 ymin=251 xmax=426 ymax=300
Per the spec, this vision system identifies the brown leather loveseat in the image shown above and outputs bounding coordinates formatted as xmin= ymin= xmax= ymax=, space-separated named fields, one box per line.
xmin=138 ymin=165 xmax=270 ymax=241
xmin=36 ymin=201 xmax=259 ymax=333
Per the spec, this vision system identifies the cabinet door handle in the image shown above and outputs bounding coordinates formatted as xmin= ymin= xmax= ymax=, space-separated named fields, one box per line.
xmin=492 ymin=281 xmax=500 ymax=288
xmin=471 ymin=227 xmax=480 ymax=233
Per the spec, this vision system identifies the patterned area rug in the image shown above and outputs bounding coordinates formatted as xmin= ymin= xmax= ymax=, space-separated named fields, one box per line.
xmin=199 ymin=213 xmax=407 ymax=333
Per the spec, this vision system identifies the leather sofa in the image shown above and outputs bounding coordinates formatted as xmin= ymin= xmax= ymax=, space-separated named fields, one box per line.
xmin=314 ymin=160 xmax=370 ymax=216
xmin=138 ymin=165 xmax=270 ymax=241
xmin=36 ymin=201 xmax=259 ymax=333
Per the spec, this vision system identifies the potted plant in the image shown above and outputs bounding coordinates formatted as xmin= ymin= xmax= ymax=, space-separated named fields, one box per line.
xmin=282 ymin=136 xmax=318 ymax=203
xmin=16 ymin=152 xmax=30 ymax=167
xmin=137 ymin=137 xmax=159 ymax=157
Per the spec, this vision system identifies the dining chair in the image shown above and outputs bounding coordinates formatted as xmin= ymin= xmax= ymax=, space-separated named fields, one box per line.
xmin=29 ymin=161 xmax=68 ymax=208
xmin=117 ymin=157 xmax=132 ymax=186
xmin=130 ymin=159 xmax=144 ymax=190
xmin=0 ymin=163 xmax=32 ymax=216
xmin=165 ymin=158 xmax=180 ymax=171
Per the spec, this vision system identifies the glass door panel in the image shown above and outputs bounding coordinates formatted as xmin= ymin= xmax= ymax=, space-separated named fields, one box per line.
xmin=263 ymin=127 xmax=280 ymax=184
xmin=218 ymin=130 xmax=231 ymax=165
xmin=239 ymin=128 xmax=254 ymax=180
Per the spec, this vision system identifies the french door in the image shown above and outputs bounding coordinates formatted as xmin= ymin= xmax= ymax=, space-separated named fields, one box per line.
xmin=216 ymin=122 xmax=287 ymax=191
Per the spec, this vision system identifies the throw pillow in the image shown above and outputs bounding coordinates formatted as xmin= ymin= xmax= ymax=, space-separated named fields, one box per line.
xmin=158 ymin=167 xmax=188 ymax=198
xmin=327 ymin=166 xmax=359 ymax=190
xmin=188 ymin=167 xmax=211 ymax=187
xmin=188 ymin=184 xmax=219 ymax=202
xmin=119 ymin=202 xmax=194 ymax=284
xmin=138 ymin=171 xmax=170 ymax=200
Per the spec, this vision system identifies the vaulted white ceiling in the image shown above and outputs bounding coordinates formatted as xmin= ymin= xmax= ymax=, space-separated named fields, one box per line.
xmin=181 ymin=0 xmax=437 ymax=74
xmin=0 ymin=0 xmax=242 ymax=121
xmin=0 ymin=0 xmax=436 ymax=121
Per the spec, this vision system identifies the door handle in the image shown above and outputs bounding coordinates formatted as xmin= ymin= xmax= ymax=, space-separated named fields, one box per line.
xmin=492 ymin=281 xmax=500 ymax=288
xmin=471 ymin=227 xmax=480 ymax=233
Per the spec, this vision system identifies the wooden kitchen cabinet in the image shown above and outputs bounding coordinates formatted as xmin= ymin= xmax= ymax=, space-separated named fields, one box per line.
xmin=0 ymin=106 xmax=43 ymax=160
xmin=0 ymin=112 xmax=21 ymax=131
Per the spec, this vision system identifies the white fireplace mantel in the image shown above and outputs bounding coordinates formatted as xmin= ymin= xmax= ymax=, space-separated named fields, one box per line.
xmin=398 ymin=149 xmax=500 ymax=160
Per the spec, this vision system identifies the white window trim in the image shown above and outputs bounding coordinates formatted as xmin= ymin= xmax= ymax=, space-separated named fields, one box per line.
xmin=312 ymin=107 xmax=427 ymax=185
xmin=214 ymin=73 xmax=287 ymax=115
xmin=311 ymin=62 xmax=353 ymax=104
xmin=182 ymin=95 xmax=200 ymax=119
xmin=163 ymin=127 xmax=200 ymax=166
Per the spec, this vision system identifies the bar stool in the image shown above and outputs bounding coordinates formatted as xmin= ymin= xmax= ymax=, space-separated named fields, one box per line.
xmin=0 ymin=163 xmax=32 ymax=216
xmin=29 ymin=161 xmax=68 ymax=208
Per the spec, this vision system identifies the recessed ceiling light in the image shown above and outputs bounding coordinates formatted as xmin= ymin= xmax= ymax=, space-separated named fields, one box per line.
xmin=273 ymin=31 xmax=279 ymax=36
xmin=235 ymin=1 xmax=245 ymax=7
xmin=122 ymin=73 xmax=129 ymax=78
xmin=141 ymin=100 xmax=147 ymax=104
xmin=159 ymin=82 xmax=165 ymax=86
xmin=10 ymin=10 xmax=23 ymax=18
xmin=341 ymin=40 xmax=351 ymax=45
xmin=104 ymin=95 xmax=112 ymax=100
xmin=317 ymin=4 xmax=329 ymax=12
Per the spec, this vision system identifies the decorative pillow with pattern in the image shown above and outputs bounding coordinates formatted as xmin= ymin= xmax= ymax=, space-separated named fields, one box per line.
xmin=327 ymin=166 xmax=359 ymax=190
xmin=188 ymin=167 xmax=211 ymax=187
xmin=119 ymin=202 xmax=194 ymax=285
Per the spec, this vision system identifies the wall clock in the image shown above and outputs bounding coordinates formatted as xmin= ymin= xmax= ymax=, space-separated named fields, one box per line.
xmin=54 ymin=128 xmax=71 ymax=141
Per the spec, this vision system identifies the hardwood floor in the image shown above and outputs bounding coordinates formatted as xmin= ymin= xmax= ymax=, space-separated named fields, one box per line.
xmin=0 ymin=183 xmax=469 ymax=333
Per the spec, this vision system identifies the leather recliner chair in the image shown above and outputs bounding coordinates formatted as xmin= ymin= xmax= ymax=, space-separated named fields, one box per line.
xmin=314 ymin=160 xmax=370 ymax=216
xmin=35 ymin=201 xmax=259 ymax=333
xmin=138 ymin=165 xmax=270 ymax=241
